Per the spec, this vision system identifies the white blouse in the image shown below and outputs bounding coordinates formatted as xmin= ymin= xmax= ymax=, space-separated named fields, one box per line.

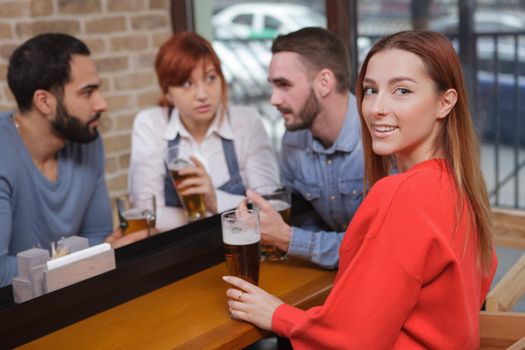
xmin=129 ymin=105 xmax=280 ymax=232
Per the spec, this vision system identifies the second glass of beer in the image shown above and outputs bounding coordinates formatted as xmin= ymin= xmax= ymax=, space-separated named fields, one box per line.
xmin=117 ymin=193 xmax=156 ymax=236
xmin=221 ymin=209 xmax=261 ymax=285
xmin=165 ymin=144 xmax=207 ymax=221
xmin=253 ymin=185 xmax=291 ymax=262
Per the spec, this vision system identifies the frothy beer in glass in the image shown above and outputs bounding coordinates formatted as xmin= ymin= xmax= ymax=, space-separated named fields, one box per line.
xmin=117 ymin=194 xmax=156 ymax=236
xmin=221 ymin=210 xmax=261 ymax=285
xmin=168 ymin=159 xmax=207 ymax=221
xmin=253 ymin=185 xmax=291 ymax=261
xmin=121 ymin=207 xmax=156 ymax=236
xmin=267 ymin=199 xmax=291 ymax=225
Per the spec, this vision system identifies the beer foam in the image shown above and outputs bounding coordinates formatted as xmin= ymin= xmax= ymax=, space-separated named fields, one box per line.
xmin=167 ymin=158 xmax=192 ymax=171
xmin=267 ymin=199 xmax=290 ymax=211
xmin=122 ymin=208 xmax=149 ymax=219
xmin=222 ymin=228 xmax=260 ymax=246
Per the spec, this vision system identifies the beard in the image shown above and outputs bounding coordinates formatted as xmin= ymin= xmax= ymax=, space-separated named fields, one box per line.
xmin=52 ymin=98 xmax=101 ymax=144
xmin=279 ymin=89 xmax=320 ymax=131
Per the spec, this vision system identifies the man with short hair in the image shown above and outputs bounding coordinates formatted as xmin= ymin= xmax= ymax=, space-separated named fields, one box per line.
xmin=247 ymin=27 xmax=364 ymax=269
xmin=0 ymin=33 xmax=145 ymax=287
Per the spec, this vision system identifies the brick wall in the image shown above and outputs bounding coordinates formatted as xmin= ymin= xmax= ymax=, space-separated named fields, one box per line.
xmin=0 ymin=0 xmax=172 ymax=199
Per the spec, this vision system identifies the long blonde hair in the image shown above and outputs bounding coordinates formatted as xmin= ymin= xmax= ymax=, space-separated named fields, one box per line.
xmin=355 ymin=31 xmax=493 ymax=271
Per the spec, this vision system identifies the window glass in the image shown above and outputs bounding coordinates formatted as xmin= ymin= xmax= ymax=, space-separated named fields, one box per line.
xmin=357 ymin=1 xmax=525 ymax=209
xmin=357 ymin=1 xmax=451 ymax=66
xmin=210 ymin=0 xmax=326 ymax=151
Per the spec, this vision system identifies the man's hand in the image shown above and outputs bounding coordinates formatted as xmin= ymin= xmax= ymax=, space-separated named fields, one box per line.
xmin=239 ymin=190 xmax=292 ymax=252
xmin=176 ymin=156 xmax=218 ymax=214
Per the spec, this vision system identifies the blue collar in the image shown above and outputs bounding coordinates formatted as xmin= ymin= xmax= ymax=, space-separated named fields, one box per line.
xmin=309 ymin=93 xmax=361 ymax=154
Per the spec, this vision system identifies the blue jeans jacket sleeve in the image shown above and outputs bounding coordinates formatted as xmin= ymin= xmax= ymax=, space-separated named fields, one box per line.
xmin=289 ymin=226 xmax=343 ymax=269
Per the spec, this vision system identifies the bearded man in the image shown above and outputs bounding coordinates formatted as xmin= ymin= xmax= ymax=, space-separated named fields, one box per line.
xmin=0 ymin=33 xmax=146 ymax=287
xmin=246 ymin=27 xmax=364 ymax=269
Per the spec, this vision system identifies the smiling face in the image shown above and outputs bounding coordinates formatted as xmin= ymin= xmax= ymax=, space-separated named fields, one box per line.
xmin=361 ymin=48 xmax=453 ymax=171
xmin=167 ymin=59 xmax=222 ymax=129
xmin=268 ymin=52 xmax=320 ymax=131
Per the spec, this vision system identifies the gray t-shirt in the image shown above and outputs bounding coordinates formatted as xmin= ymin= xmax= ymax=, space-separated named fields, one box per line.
xmin=0 ymin=112 xmax=113 ymax=286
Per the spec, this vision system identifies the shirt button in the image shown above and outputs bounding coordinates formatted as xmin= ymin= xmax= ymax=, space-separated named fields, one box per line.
xmin=352 ymin=190 xmax=357 ymax=196
xmin=326 ymin=159 xmax=332 ymax=165
xmin=306 ymin=193 xmax=311 ymax=199
xmin=330 ymin=195 xmax=336 ymax=201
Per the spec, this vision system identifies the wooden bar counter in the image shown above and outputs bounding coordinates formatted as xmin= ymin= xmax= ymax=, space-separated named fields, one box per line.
xmin=19 ymin=259 xmax=336 ymax=349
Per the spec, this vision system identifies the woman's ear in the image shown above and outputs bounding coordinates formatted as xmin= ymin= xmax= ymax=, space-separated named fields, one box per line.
xmin=164 ymin=93 xmax=172 ymax=106
xmin=32 ymin=89 xmax=56 ymax=115
xmin=437 ymin=88 xmax=457 ymax=119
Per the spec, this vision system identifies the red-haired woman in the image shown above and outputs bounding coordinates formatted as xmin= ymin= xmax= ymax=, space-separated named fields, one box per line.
xmin=129 ymin=32 xmax=279 ymax=231
xmin=223 ymin=30 xmax=498 ymax=349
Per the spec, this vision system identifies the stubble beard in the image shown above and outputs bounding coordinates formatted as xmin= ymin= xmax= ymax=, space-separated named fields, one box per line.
xmin=281 ymin=89 xmax=320 ymax=132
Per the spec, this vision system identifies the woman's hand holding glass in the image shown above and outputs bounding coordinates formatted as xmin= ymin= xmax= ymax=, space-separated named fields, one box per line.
xmin=223 ymin=275 xmax=284 ymax=330
xmin=175 ymin=155 xmax=218 ymax=215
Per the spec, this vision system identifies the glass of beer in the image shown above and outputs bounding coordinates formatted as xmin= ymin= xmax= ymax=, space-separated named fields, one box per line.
xmin=221 ymin=209 xmax=261 ymax=285
xmin=117 ymin=193 xmax=156 ymax=236
xmin=165 ymin=144 xmax=207 ymax=221
xmin=252 ymin=185 xmax=291 ymax=262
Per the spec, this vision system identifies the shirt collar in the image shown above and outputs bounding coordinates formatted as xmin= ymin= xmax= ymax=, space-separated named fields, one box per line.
xmin=309 ymin=93 xmax=361 ymax=154
xmin=163 ymin=106 xmax=233 ymax=141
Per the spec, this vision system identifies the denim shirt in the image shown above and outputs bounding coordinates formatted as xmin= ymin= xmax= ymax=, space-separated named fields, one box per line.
xmin=280 ymin=94 xmax=364 ymax=269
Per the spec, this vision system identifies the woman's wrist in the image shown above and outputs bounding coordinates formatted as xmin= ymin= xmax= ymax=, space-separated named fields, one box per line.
xmin=206 ymin=190 xmax=218 ymax=214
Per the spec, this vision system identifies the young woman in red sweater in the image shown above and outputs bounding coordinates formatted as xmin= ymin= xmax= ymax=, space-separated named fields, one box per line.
xmin=223 ymin=30 xmax=498 ymax=349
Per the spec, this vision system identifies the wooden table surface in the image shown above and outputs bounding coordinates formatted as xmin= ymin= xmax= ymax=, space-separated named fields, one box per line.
xmin=19 ymin=259 xmax=336 ymax=350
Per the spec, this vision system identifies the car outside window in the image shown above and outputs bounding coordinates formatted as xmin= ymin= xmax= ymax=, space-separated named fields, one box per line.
xmin=232 ymin=14 xmax=253 ymax=26
xmin=264 ymin=15 xmax=282 ymax=31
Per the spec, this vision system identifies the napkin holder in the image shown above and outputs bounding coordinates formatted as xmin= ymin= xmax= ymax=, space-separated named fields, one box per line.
xmin=12 ymin=237 xmax=115 ymax=303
